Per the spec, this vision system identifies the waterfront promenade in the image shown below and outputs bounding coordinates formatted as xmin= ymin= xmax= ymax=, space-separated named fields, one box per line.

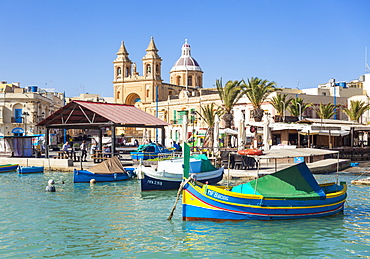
xmin=0 ymin=149 xmax=356 ymax=179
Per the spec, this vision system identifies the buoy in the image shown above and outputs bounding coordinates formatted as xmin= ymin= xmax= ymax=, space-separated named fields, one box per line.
xmin=90 ymin=179 xmax=96 ymax=184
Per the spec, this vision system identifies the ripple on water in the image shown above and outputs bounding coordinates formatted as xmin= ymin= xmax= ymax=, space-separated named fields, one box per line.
xmin=0 ymin=172 xmax=369 ymax=258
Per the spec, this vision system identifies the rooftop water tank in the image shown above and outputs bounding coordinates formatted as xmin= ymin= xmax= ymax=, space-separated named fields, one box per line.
xmin=27 ymin=86 xmax=38 ymax=92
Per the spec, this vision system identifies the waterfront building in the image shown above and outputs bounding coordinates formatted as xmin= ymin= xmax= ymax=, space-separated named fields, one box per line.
xmin=110 ymin=38 xmax=370 ymax=148
xmin=0 ymin=81 xmax=64 ymax=137
xmin=66 ymin=93 xmax=114 ymax=103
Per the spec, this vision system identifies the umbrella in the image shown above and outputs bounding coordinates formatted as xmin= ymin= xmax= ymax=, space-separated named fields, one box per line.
xmin=182 ymin=115 xmax=188 ymax=144
xmin=223 ymin=128 xmax=238 ymax=135
xmin=262 ymin=117 xmax=270 ymax=151
xmin=213 ymin=114 xmax=220 ymax=156
xmin=238 ymin=119 xmax=245 ymax=150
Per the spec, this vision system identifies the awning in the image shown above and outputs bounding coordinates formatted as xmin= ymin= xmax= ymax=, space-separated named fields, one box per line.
xmin=299 ymin=128 xmax=349 ymax=136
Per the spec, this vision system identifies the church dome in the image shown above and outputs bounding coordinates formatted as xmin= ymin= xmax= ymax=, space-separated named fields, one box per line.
xmin=170 ymin=40 xmax=202 ymax=72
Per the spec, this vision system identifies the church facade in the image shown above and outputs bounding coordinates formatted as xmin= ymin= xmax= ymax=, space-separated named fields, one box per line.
xmin=112 ymin=38 xmax=220 ymax=144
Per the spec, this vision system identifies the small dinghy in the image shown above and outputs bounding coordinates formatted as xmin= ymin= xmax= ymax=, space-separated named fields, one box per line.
xmin=17 ymin=166 xmax=44 ymax=174
xmin=0 ymin=164 xmax=19 ymax=173
xmin=74 ymin=156 xmax=135 ymax=183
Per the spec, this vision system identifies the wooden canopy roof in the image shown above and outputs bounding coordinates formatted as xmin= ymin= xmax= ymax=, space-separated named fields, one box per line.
xmin=37 ymin=100 xmax=169 ymax=129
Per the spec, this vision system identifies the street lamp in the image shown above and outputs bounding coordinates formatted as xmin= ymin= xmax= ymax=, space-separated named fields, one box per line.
xmin=22 ymin=111 xmax=29 ymax=136
xmin=280 ymin=101 xmax=285 ymax=123
xmin=190 ymin=110 xmax=197 ymax=150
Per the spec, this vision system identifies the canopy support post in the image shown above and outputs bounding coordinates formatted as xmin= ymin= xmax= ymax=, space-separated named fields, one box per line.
xmin=45 ymin=127 xmax=50 ymax=158
xmin=161 ymin=126 xmax=166 ymax=146
xmin=99 ymin=128 xmax=103 ymax=151
xmin=111 ymin=125 xmax=116 ymax=157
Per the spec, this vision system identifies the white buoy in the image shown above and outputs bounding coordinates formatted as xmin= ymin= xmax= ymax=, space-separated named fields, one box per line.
xmin=90 ymin=179 xmax=96 ymax=184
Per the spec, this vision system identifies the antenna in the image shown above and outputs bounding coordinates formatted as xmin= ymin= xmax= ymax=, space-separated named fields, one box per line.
xmin=366 ymin=46 xmax=370 ymax=74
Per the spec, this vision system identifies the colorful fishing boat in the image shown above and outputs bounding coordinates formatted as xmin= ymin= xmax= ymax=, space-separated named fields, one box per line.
xmin=0 ymin=164 xmax=19 ymax=172
xmin=137 ymin=154 xmax=224 ymax=191
xmin=74 ymin=156 xmax=135 ymax=183
xmin=17 ymin=166 xmax=44 ymax=174
xmin=130 ymin=143 xmax=173 ymax=160
xmin=182 ymin=162 xmax=347 ymax=221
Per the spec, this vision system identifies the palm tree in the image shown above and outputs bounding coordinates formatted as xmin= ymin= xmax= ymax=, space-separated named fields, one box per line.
xmin=196 ymin=103 xmax=224 ymax=147
xmin=287 ymin=97 xmax=312 ymax=119
xmin=315 ymin=103 xmax=335 ymax=119
xmin=343 ymin=100 xmax=370 ymax=122
xmin=216 ymin=78 xmax=243 ymax=129
xmin=241 ymin=77 xmax=278 ymax=122
xmin=269 ymin=93 xmax=293 ymax=121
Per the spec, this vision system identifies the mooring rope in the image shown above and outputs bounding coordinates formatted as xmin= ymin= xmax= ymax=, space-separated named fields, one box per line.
xmin=167 ymin=176 xmax=192 ymax=220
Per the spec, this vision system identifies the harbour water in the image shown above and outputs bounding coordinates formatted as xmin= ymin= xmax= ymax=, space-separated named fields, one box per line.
xmin=0 ymin=171 xmax=369 ymax=258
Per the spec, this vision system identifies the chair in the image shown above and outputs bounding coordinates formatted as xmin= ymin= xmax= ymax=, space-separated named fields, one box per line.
xmin=244 ymin=157 xmax=256 ymax=169
xmin=233 ymin=155 xmax=244 ymax=170
xmin=220 ymin=151 xmax=233 ymax=168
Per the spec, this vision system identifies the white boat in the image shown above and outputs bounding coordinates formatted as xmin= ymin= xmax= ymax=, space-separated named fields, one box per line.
xmin=137 ymin=155 xmax=224 ymax=191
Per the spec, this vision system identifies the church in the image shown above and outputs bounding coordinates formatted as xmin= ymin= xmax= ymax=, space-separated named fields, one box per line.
xmin=112 ymin=37 xmax=220 ymax=144
xmin=113 ymin=37 xmax=204 ymax=106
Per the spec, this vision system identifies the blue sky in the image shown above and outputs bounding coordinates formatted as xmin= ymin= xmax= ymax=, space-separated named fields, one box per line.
xmin=1 ymin=0 xmax=369 ymax=97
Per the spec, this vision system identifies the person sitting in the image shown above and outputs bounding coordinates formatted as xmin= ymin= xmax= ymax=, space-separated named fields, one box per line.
xmin=62 ymin=141 xmax=70 ymax=159
xmin=103 ymin=145 xmax=111 ymax=158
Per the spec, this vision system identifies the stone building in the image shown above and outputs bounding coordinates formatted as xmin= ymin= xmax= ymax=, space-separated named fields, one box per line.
xmin=0 ymin=81 xmax=64 ymax=137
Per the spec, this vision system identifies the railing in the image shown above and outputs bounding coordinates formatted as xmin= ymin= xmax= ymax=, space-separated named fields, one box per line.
xmin=11 ymin=117 xmax=23 ymax=123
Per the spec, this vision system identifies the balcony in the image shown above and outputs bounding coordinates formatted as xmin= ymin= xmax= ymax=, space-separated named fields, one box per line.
xmin=11 ymin=117 xmax=23 ymax=123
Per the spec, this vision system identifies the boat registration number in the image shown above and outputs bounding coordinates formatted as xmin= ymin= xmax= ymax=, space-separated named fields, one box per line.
xmin=207 ymin=190 xmax=229 ymax=201
xmin=147 ymin=179 xmax=163 ymax=186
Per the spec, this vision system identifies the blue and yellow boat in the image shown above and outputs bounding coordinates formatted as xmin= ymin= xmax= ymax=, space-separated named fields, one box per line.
xmin=182 ymin=162 xmax=347 ymax=221
xmin=0 ymin=164 xmax=19 ymax=173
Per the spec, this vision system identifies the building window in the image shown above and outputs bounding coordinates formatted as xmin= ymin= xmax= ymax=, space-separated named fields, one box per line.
xmin=169 ymin=90 xmax=173 ymax=95
xmin=146 ymin=64 xmax=151 ymax=73
xmin=125 ymin=67 xmax=129 ymax=77
xmin=176 ymin=76 xmax=181 ymax=85
xmin=146 ymin=89 xmax=150 ymax=98
xmin=14 ymin=109 xmax=23 ymax=123
xmin=117 ymin=91 xmax=120 ymax=100
xmin=188 ymin=76 xmax=192 ymax=86
xmin=117 ymin=67 xmax=121 ymax=76
xmin=156 ymin=64 xmax=159 ymax=74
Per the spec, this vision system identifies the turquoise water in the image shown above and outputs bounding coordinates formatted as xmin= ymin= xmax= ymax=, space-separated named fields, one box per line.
xmin=0 ymin=172 xmax=369 ymax=258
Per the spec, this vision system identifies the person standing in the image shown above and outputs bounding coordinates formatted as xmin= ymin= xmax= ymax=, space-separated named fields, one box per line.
xmin=80 ymin=140 xmax=88 ymax=162
xmin=62 ymin=141 xmax=70 ymax=159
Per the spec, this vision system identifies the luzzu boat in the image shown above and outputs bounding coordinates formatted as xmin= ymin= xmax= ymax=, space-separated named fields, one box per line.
xmin=0 ymin=164 xmax=19 ymax=172
xmin=137 ymin=154 xmax=224 ymax=191
xmin=182 ymin=162 xmax=347 ymax=221
xmin=74 ymin=156 xmax=135 ymax=183
xmin=130 ymin=143 xmax=173 ymax=160
xmin=18 ymin=166 xmax=44 ymax=174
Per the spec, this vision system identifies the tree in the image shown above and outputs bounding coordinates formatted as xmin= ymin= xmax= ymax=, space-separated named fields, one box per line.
xmin=287 ymin=97 xmax=312 ymax=118
xmin=196 ymin=103 xmax=224 ymax=147
xmin=216 ymin=78 xmax=243 ymax=129
xmin=241 ymin=77 xmax=278 ymax=122
xmin=315 ymin=103 xmax=335 ymax=119
xmin=343 ymin=100 xmax=370 ymax=122
xmin=269 ymin=93 xmax=293 ymax=116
